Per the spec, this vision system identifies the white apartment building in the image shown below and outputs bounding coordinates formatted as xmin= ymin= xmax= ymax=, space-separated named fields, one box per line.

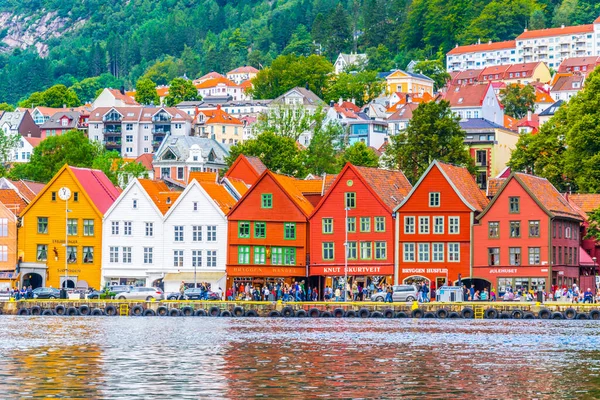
xmin=447 ymin=16 xmax=600 ymax=72
xmin=88 ymin=107 xmax=193 ymax=158
xmin=194 ymin=77 xmax=251 ymax=102
xmin=176 ymin=99 xmax=271 ymax=119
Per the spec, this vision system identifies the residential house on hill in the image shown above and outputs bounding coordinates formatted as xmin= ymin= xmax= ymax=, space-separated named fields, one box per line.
xmin=550 ymin=73 xmax=585 ymax=101
xmin=0 ymin=111 xmax=41 ymax=138
xmin=539 ymin=100 xmax=564 ymax=126
xmin=558 ymin=56 xmax=600 ymax=75
xmin=386 ymin=103 xmax=419 ymax=135
xmin=444 ymin=83 xmax=504 ymax=125
xmin=195 ymin=105 xmax=244 ymax=145
xmin=226 ymin=66 xmax=259 ymax=84
xmin=11 ymin=136 xmax=40 ymax=163
xmin=385 ymin=70 xmax=434 ymax=96
xmin=333 ymin=53 xmax=368 ymax=74
xmin=40 ymin=111 xmax=84 ymax=139
xmin=194 ymin=77 xmax=250 ymax=102
xmin=446 ymin=40 xmax=516 ymax=72
xmin=92 ymin=88 xmax=139 ymax=109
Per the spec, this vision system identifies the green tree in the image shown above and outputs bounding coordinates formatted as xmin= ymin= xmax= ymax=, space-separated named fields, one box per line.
xmin=255 ymin=106 xmax=319 ymax=141
xmin=552 ymin=0 xmax=578 ymax=27
xmin=304 ymin=115 xmax=344 ymax=175
xmin=164 ymin=77 xmax=199 ymax=106
xmin=366 ymin=45 xmax=394 ymax=72
xmin=134 ymin=77 xmax=159 ymax=105
xmin=0 ymin=103 xmax=14 ymax=112
xmin=324 ymin=71 xmax=384 ymax=107
xmin=282 ymin=25 xmax=314 ymax=57
xmin=0 ymin=129 xmax=22 ymax=172
xmin=529 ymin=8 xmax=547 ymax=30
xmin=18 ymin=84 xmax=80 ymax=108
xmin=70 ymin=74 xmax=123 ymax=104
xmin=382 ymin=101 xmax=475 ymax=183
xmin=180 ymin=45 xmax=202 ymax=79
xmin=500 ymin=84 xmax=536 ymax=119
xmin=338 ymin=141 xmax=380 ymax=168
xmin=413 ymin=60 xmax=450 ymax=91
xmin=585 ymin=208 xmax=600 ymax=241
xmin=325 ymin=4 xmax=352 ymax=57
xmin=142 ymin=57 xmax=183 ymax=86
xmin=9 ymin=130 xmax=102 ymax=182
xmin=226 ymin=131 xmax=305 ymax=177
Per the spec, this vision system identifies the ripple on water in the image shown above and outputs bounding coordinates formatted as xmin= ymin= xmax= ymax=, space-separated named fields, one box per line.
xmin=0 ymin=317 xmax=600 ymax=398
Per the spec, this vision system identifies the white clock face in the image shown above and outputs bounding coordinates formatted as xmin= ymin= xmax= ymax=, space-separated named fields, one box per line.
xmin=58 ymin=187 xmax=71 ymax=201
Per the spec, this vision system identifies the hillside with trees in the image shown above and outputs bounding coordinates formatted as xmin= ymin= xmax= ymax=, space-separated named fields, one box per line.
xmin=0 ymin=0 xmax=599 ymax=104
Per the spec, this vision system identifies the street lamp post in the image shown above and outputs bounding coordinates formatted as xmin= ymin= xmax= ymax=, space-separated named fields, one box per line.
xmin=58 ymin=187 xmax=71 ymax=295
xmin=593 ymin=257 xmax=597 ymax=290
xmin=194 ymin=264 xmax=197 ymax=288
xmin=344 ymin=207 xmax=349 ymax=302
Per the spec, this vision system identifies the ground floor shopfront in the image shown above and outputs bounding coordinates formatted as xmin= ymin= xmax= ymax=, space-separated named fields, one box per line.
xmin=226 ymin=266 xmax=308 ymax=295
xmin=309 ymin=265 xmax=394 ymax=299
xmin=102 ymin=268 xmax=226 ymax=293
xmin=472 ymin=265 xmax=550 ymax=296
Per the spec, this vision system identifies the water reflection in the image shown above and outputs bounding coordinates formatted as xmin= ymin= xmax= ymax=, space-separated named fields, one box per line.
xmin=1 ymin=317 xmax=600 ymax=398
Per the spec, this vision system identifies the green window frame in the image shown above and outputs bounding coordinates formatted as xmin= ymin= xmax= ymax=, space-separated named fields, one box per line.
xmin=254 ymin=222 xmax=266 ymax=238
xmin=283 ymin=247 xmax=296 ymax=265
xmin=322 ymin=218 xmax=333 ymax=234
xmin=67 ymin=218 xmax=78 ymax=236
xmin=347 ymin=217 xmax=356 ymax=233
xmin=360 ymin=241 xmax=372 ymax=260
xmin=238 ymin=221 xmax=250 ymax=238
xmin=375 ymin=241 xmax=387 ymax=260
xmin=238 ymin=246 xmax=250 ymax=264
xmin=360 ymin=217 xmax=371 ymax=232
xmin=375 ymin=217 xmax=386 ymax=232
xmin=254 ymin=246 xmax=266 ymax=264
xmin=284 ymin=222 xmax=296 ymax=240
xmin=271 ymin=247 xmax=283 ymax=265
xmin=37 ymin=217 xmax=48 ymax=234
xmin=345 ymin=192 xmax=356 ymax=208
xmin=83 ymin=219 xmax=95 ymax=236
xmin=347 ymin=241 xmax=357 ymax=260
xmin=261 ymin=194 xmax=272 ymax=208
xmin=323 ymin=242 xmax=334 ymax=260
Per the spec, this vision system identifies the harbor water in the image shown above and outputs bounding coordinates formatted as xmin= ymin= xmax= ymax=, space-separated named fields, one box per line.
xmin=1 ymin=317 xmax=600 ymax=398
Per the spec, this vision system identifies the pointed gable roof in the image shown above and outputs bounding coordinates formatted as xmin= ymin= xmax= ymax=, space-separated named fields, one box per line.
xmin=567 ymin=194 xmax=600 ymax=214
xmin=195 ymin=179 xmax=237 ymax=215
xmin=353 ymin=165 xmax=412 ymax=211
xmin=137 ymin=179 xmax=179 ymax=215
xmin=224 ymin=154 xmax=267 ymax=185
xmin=0 ymin=189 xmax=28 ymax=215
xmin=444 ymin=83 xmax=493 ymax=107
xmin=69 ymin=167 xmax=121 ymax=214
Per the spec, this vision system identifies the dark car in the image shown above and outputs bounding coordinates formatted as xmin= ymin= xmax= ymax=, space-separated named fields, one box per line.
xmin=32 ymin=287 xmax=61 ymax=299
xmin=87 ymin=285 xmax=130 ymax=299
xmin=167 ymin=288 xmax=221 ymax=300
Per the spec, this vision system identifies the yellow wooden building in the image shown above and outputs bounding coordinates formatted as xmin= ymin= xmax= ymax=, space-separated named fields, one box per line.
xmin=18 ymin=165 xmax=120 ymax=290
xmin=385 ymin=69 xmax=435 ymax=96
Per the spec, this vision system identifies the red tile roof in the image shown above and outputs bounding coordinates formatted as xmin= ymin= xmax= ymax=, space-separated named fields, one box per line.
xmin=447 ymin=40 xmax=515 ymax=55
xmin=518 ymin=113 xmax=540 ymax=131
xmin=189 ymin=171 xmax=218 ymax=183
xmin=443 ymin=83 xmax=492 ymax=107
xmin=134 ymin=154 xmax=153 ymax=171
xmin=198 ymin=106 xmax=243 ymax=125
xmin=535 ymin=89 xmax=554 ymax=103
xmin=486 ymin=178 xmax=506 ymax=198
xmin=197 ymin=180 xmax=237 ymax=214
xmin=0 ymin=189 xmax=27 ymax=214
xmin=353 ymin=165 xmax=413 ymax=211
xmin=228 ymin=66 xmax=259 ymax=74
xmin=24 ymin=137 xmax=42 ymax=147
xmin=504 ymin=115 xmax=518 ymax=131
xmin=558 ymin=56 xmax=600 ymax=73
xmin=452 ymin=69 xmax=484 ymax=83
xmin=226 ymin=177 xmax=250 ymax=196
xmin=194 ymin=76 xmax=239 ymax=89
xmin=388 ymin=103 xmax=419 ymax=121
xmin=138 ymin=179 xmax=179 ymax=215
xmin=272 ymin=173 xmax=314 ymax=216
xmin=438 ymin=162 xmax=489 ymax=212
xmin=293 ymin=179 xmax=326 ymax=194
xmin=70 ymin=167 xmax=121 ymax=215
xmin=8 ymin=179 xmax=43 ymax=202
xmin=515 ymin=173 xmax=582 ymax=220
xmin=480 ymin=65 xmax=511 ymax=79
xmin=108 ymin=89 xmax=138 ymax=105
xmin=245 ymin=156 xmax=267 ymax=175
xmin=566 ymin=194 xmax=600 ymax=214
xmin=517 ymin=24 xmax=594 ymax=40
xmin=551 ymin=74 xmax=585 ymax=92
xmin=505 ymin=62 xmax=542 ymax=78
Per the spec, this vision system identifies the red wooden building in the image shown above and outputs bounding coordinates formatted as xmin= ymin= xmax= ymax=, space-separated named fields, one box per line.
xmin=226 ymin=170 xmax=313 ymax=290
xmin=473 ymin=173 xmax=583 ymax=295
xmin=224 ymin=155 xmax=267 ymax=186
xmin=308 ymin=163 xmax=412 ymax=291
xmin=395 ymin=161 xmax=489 ymax=289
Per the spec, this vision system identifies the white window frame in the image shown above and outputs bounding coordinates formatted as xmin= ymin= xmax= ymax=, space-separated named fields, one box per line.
xmin=429 ymin=192 xmax=440 ymax=207
xmin=419 ymin=216 xmax=430 ymax=234
xmin=433 ymin=216 xmax=444 ymax=234
xmin=145 ymin=222 xmax=153 ymax=237
xmin=448 ymin=243 xmax=460 ymax=262
xmin=432 ymin=243 xmax=444 ymax=262
xmin=403 ymin=243 xmax=415 ymax=262
xmin=143 ymin=247 xmax=153 ymax=264
xmin=418 ymin=243 xmax=430 ymax=262
xmin=449 ymin=216 xmax=460 ymax=234
xmin=404 ymin=216 xmax=415 ymax=234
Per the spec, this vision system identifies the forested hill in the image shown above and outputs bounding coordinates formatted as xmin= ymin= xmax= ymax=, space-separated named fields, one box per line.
xmin=0 ymin=0 xmax=598 ymax=104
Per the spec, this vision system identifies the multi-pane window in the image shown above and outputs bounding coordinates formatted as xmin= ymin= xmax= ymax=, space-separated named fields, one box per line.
xmin=81 ymin=247 xmax=93 ymax=263
xmin=123 ymin=221 xmax=132 ymax=236
xmin=432 ymin=243 xmax=444 ymax=262
xmin=419 ymin=216 xmax=430 ymax=234
xmin=122 ymin=247 xmax=132 ymax=263
xmin=347 ymin=241 xmax=357 ymax=259
xmin=111 ymin=221 xmax=119 ymax=235
xmin=261 ymin=194 xmax=272 ymax=208
xmin=323 ymin=243 xmax=334 ymax=260
xmin=174 ymin=226 xmax=184 ymax=241
xmin=254 ymin=222 xmax=266 ymax=238
xmin=509 ymin=197 xmax=520 ymax=213
xmin=272 ymin=247 xmax=284 ymax=264
xmin=132 ymin=199 xmax=138 ymax=209
xmin=448 ymin=243 xmax=460 ymax=262
xmin=36 ymin=244 xmax=48 ymax=261
xmin=565 ymin=224 xmax=571 ymax=239
xmin=67 ymin=246 xmax=77 ymax=263
xmin=345 ymin=192 xmax=356 ymax=208
xmin=375 ymin=217 xmax=386 ymax=232
xmin=360 ymin=217 xmax=371 ymax=232
xmin=173 ymin=250 xmax=184 ymax=267
xmin=254 ymin=246 xmax=266 ymax=264
xmin=0 ymin=218 xmax=7 ymax=237
xmin=206 ymin=250 xmax=216 ymax=267
xmin=433 ymin=217 xmax=444 ymax=234
xmin=429 ymin=192 xmax=440 ymax=207
xmin=403 ymin=243 xmax=415 ymax=262
xmin=67 ymin=219 xmax=78 ymax=236
xmin=143 ymin=247 xmax=153 ymax=264
xmin=347 ymin=217 xmax=356 ymax=233
xmin=488 ymin=248 xmax=500 ymax=266
xmin=509 ymin=221 xmax=520 ymax=238
xmin=488 ymin=221 xmax=499 ymax=238
xmin=207 ymin=226 xmax=217 ymax=241
xmin=404 ymin=216 xmax=415 ymax=234
xmin=193 ymin=202 xmax=198 ymax=212
xmin=360 ymin=242 xmax=372 ymax=259
xmin=418 ymin=243 xmax=430 ymax=262
xmin=284 ymin=223 xmax=296 ymax=239
xmin=109 ymin=246 xmax=119 ymax=263
xmin=238 ymin=246 xmax=250 ymax=264
xmin=83 ymin=220 xmax=94 ymax=236
xmin=145 ymin=222 xmax=153 ymax=237
xmin=38 ymin=217 xmax=48 ymax=234
xmin=322 ymin=218 xmax=333 ymax=234
xmin=238 ymin=222 xmax=250 ymax=238
xmin=449 ymin=217 xmax=460 ymax=234
xmin=529 ymin=247 xmax=540 ymax=265
xmin=529 ymin=221 xmax=540 ymax=238
xmin=192 ymin=226 xmax=202 ymax=242
xmin=509 ymin=247 xmax=521 ymax=266
xmin=283 ymin=248 xmax=296 ymax=265
xmin=0 ymin=245 xmax=8 ymax=262
xmin=375 ymin=241 xmax=387 ymax=260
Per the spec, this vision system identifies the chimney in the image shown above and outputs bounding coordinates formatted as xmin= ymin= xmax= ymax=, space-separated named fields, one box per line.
xmin=527 ymin=110 xmax=532 ymax=121
xmin=338 ymin=97 xmax=343 ymax=106
xmin=63 ymin=104 xmax=66 ymax=108
xmin=524 ymin=28 xmax=528 ymax=32
xmin=488 ymin=40 xmax=492 ymax=44
xmin=216 ymin=104 xmax=221 ymax=110
xmin=329 ymin=100 xmax=334 ymax=107
xmin=351 ymin=98 xmax=355 ymax=104
xmin=406 ymin=94 xmax=411 ymax=103
xmin=478 ymin=38 xmax=481 ymax=45
xmin=561 ymin=24 xmax=565 ymax=29
xmin=120 ymin=86 xmax=125 ymax=95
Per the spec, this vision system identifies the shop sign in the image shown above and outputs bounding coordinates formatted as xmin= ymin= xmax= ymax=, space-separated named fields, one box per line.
xmin=486 ymin=267 xmax=547 ymax=276
xmin=52 ymin=239 xmax=78 ymax=244
xmin=56 ymin=268 xmax=81 ymax=273
xmin=310 ymin=265 xmax=394 ymax=276
xmin=401 ymin=268 xmax=448 ymax=274
xmin=228 ymin=266 xmax=306 ymax=277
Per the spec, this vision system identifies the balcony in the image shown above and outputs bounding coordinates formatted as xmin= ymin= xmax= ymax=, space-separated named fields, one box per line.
xmin=152 ymin=115 xmax=171 ymax=122
xmin=103 ymin=127 xmax=122 ymax=134
xmin=152 ymin=126 xmax=171 ymax=134
xmin=103 ymin=115 xmax=122 ymax=122
xmin=152 ymin=141 xmax=163 ymax=150
xmin=104 ymin=141 xmax=122 ymax=150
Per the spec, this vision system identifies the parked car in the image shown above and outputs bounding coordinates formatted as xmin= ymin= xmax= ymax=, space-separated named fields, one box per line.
xmin=115 ymin=287 xmax=164 ymax=301
xmin=167 ymin=288 xmax=222 ymax=301
xmin=87 ymin=285 xmax=130 ymax=299
xmin=371 ymin=285 xmax=418 ymax=302
xmin=32 ymin=287 xmax=61 ymax=299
